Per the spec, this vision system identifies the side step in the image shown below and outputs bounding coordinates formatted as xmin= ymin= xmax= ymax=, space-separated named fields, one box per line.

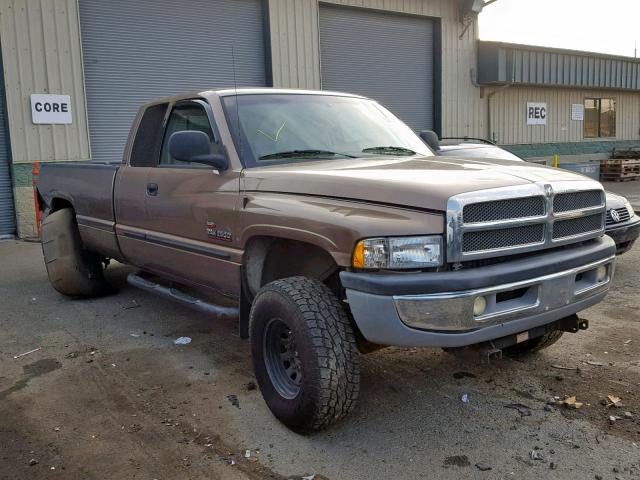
xmin=127 ymin=273 xmax=239 ymax=319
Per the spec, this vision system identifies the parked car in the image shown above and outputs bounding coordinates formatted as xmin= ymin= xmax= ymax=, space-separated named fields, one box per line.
xmin=37 ymin=89 xmax=615 ymax=433
xmin=421 ymin=133 xmax=640 ymax=255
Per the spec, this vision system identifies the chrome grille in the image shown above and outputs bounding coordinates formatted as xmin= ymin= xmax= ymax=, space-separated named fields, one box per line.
xmin=463 ymin=196 xmax=545 ymax=223
xmin=463 ymin=224 xmax=545 ymax=252
xmin=553 ymin=214 xmax=604 ymax=239
xmin=554 ymin=190 xmax=604 ymax=212
xmin=447 ymin=181 xmax=607 ymax=262
xmin=606 ymin=207 xmax=631 ymax=225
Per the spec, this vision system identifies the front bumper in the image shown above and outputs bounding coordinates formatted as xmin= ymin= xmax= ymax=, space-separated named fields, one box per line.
xmin=340 ymin=236 xmax=616 ymax=348
xmin=606 ymin=216 xmax=640 ymax=253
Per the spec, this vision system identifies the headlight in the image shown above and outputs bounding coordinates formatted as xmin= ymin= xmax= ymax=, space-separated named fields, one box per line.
xmin=352 ymin=236 xmax=443 ymax=269
xmin=624 ymin=199 xmax=635 ymax=217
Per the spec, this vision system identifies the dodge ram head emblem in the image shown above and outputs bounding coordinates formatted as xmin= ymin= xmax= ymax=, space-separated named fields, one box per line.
xmin=610 ymin=209 xmax=621 ymax=223
xmin=544 ymin=184 xmax=553 ymax=198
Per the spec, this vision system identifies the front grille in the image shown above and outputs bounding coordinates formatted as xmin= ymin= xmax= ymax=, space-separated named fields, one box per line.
xmin=606 ymin=207 xmax=631 ymax=225
xmin=463 ymin=224 xmax=545 ymax=253
xmin=553 ymin=214 xmax=603 ymax=239
xmin=463 ymin=196 xmax=545 ymax=223
xmin=553 ymin=190 xmax=603 ymax=212
xmin=448 ymin=182 xmax=607 ymax=263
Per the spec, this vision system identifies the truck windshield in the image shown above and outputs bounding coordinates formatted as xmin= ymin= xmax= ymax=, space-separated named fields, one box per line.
xmin=222 ymin=94 xmax=433 ymax=167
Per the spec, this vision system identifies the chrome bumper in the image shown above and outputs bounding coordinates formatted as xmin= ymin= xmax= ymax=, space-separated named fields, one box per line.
xmin=394 ymin=256 xmax=615 ymax=332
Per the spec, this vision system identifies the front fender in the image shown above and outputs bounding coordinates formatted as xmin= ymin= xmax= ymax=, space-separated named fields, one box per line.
xmin=238 ymin=193 xmax=444 ymax=267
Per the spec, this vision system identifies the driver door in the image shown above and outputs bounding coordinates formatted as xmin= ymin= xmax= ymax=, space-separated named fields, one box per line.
xmin=143 ymin=100 xmax=242 ymax=297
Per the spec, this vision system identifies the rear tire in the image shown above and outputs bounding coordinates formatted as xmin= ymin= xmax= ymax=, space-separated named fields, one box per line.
xmin=503 ymin=330 xmax=564 ymax=357
xmin=250 ymin=276 xmax=360 ymax=433
xmin=41 ymin=208 xmax=111 ymax=297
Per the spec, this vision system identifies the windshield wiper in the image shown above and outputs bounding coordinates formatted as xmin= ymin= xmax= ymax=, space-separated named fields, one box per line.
xmin=259 ymin=149 xmax=356 ymax=160
xmin=361 ymin=146 xmax=416 ymax=156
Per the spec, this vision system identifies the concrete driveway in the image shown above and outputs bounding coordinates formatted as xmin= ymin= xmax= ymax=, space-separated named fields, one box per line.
xmin=1 ymin=239 xmax=639 ymax=480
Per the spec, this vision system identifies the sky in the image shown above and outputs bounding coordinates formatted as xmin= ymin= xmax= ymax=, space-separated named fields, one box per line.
xmin=478 ymin=0 xmax=640 ymax=58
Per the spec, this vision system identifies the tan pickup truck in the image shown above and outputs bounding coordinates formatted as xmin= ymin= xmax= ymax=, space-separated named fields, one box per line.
xmin=37 ymin=88 xmax=616 ymax=433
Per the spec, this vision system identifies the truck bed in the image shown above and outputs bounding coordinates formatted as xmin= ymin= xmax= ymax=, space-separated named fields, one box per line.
xmin=38 ymin=162 xmax=122 ymax=259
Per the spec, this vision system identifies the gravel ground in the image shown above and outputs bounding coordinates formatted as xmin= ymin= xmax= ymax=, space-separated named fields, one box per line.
xmin=0 ymin=237 xmax=638 ymax=480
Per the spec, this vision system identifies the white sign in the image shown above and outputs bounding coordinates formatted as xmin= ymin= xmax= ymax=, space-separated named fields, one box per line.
xmin=571 ymin=103 xmax=584 ymax=121
xmin=30 ymin=94 xmax=72 ymax=124
xmin=526 ymin=102 xmax=547 ymax=125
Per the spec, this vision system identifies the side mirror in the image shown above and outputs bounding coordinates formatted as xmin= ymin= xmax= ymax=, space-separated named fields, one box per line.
xmin=419 ymin=130 xmax=441 ymax=151
xmin=168 ymin=130 xmax=229 ymax=170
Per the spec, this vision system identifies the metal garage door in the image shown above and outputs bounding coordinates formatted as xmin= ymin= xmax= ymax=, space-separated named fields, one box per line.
xmin=79 ymin=0 xmax=267 ymax=163
xmin=0 ymin=50 xmax=15 ymax=238
xmin=319 ymin=5 xmax=434 ymax=132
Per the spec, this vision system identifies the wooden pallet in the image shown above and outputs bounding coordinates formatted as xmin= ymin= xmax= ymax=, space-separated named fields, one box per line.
xmin=600 ymin=157 xmax=640 ymax=181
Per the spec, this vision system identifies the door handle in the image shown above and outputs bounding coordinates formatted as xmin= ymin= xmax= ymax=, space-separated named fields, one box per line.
xmin=146 ymin=183 xmax=158 ymax=196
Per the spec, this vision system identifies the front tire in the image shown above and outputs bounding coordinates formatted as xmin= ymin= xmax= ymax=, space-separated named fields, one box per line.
xmin=250 ymin=277 xmax=360 ymax=433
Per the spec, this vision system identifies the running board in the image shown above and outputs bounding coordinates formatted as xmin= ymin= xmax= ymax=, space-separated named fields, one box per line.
xmin=127 ymin=273 xmax=239 ymax=319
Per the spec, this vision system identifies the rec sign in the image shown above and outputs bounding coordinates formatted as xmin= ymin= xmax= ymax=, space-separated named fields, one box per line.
xmin=30 ymin=94 xmax=72 ymax=124
xmin=526 ymin=102 xmax=547 ymax=125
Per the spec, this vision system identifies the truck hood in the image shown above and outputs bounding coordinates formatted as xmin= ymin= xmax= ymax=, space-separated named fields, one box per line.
xmin=241 ymin=156 xmax=596 ymax=211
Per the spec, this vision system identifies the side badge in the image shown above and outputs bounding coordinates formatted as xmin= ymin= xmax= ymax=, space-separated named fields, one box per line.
xmin=206 ymin=221 xmax=232 ymax=242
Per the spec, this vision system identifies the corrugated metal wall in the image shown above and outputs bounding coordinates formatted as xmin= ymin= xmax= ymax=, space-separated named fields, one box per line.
xmin=489 ymin=86 xmax=640 ymax=145
xmin=267 ymin=0 xmax=486 ymax=138
xmin=79 ymin=0 xmax=266 ymax=163
xmin=0 ymin=0 xmax=90 ymax=164
xmin=479 ymin=41 xmax=640 ymax=91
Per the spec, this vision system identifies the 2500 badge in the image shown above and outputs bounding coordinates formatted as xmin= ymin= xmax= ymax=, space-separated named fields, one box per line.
xmin=206 ymin=221 xmax=232 ymax=242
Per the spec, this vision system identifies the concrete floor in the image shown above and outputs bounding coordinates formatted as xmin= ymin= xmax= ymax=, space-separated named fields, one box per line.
xmin=1 ymin=236 xmax=639 ymax=479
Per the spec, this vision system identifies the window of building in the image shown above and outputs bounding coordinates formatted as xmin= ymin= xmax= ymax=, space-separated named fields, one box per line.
xmin=584 ymin=98 xmax=616 ymax=138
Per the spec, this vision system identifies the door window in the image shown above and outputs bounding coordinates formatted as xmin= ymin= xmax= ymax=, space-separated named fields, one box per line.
xmin=159 ymin=103 xmax=221 ymax=166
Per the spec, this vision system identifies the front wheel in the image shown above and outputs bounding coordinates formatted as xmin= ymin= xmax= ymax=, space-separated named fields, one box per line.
xmin=249 ymin=276 xmax=360 ymax=433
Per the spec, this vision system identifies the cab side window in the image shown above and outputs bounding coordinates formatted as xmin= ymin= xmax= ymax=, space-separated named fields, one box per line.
xmin=159 ymin=103 xmax=221 ymax=166
xmin=130 ymin=103 xmax=168 ymax=167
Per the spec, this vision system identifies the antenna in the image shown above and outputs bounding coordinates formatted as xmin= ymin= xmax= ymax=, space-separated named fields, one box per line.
xmin=231 ymin=45 xmax=242 ymax=159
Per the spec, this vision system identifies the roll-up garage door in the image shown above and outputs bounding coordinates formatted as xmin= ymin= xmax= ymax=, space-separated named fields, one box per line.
xmin=79 ymin=0 xmax=267 ymax=163
xmin=319 ymin=5 xmax=435 ymax=132
xmin=0 ymin=50 xmax=15 ymax=238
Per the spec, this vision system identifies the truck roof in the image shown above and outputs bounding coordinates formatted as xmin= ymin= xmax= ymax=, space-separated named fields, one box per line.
xmin=142 ymin=88 xmax=367 ymax=108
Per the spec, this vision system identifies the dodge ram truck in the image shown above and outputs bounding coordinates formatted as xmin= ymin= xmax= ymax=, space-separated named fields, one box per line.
xmin=37 ymin=88 xmax=616 ymax=433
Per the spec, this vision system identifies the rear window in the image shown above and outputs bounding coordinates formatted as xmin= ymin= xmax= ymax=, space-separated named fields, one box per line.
xmin=130 ymin=103 xmax=168 ymax=167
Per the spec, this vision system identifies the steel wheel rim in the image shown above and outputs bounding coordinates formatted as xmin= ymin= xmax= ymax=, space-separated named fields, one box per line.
xmin=263 ymin=317 xmax=302 ymax=399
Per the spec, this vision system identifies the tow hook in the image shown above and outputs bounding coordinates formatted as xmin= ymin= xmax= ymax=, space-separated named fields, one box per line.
xmin=479 ymin=343 xmax=502 ymax=364
xmin=443 ymin=342 xmax=502 ymax=364
xmin=556 ymin=314 xmax=589 ymax=333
